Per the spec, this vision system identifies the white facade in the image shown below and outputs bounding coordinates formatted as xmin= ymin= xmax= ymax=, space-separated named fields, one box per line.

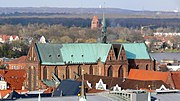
xmin=0 ymin=81 xmax=7 ymax=90
xmin=154 ymin=32 xmax=180 ymax=37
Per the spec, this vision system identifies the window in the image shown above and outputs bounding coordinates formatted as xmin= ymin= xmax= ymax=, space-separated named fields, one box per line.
xmin=33 ymin=67 xmax=36 ymax=88
xmin=136 ymin=65 xmax=139 ymax=69
xmin=78 ymin=66 xmax=81 ymax=76
xmin=66 ymin=66 xmax=69 ymax=79
xmin=43 ymin=67 xmax=47 ymax=80
xmin=55 ymin=66 xmax=58 ymax=76
xmin=146 ymin=64 xmax=149 ymax=70
xmin=107 ymin=66 xmax=113 ymax=77
xmin=118 ymin=66 xmax=123 ymax=80
xmin=89 ymin=65 xmax=93 ymax=75
xmin=121 ymin=56 xmax=124 ymax=60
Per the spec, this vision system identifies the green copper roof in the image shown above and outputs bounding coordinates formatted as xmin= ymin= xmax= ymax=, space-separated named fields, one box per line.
xmin=61 ymin=43 xmax=111 ymax=64
xmin=35 ymin=43 xmax=111 ymax=65
xmin=35 ymin=43 xmax=64 ymax=65
xmin=35 ymin=43 xmax=150 ymax=65
xmin=122 ymin=43 xmax=150 ymax=59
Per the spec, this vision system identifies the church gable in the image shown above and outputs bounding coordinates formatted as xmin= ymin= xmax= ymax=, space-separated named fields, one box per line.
xmin=107 ymin=46 xmax=116 ymax=61
xmin=118 ymin=46 xmax=127 ymax=61
xmin=27 ymin=42 xmax=39 ymax=62
xmin=106 ymin=44 xmax=127 ymax=61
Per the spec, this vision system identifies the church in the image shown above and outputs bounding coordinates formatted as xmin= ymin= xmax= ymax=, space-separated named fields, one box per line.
xmin=23 ymin=42 xmax=155 ymax=90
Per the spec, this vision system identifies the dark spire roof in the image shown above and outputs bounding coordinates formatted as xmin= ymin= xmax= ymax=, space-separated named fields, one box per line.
xmin=101 ymin=12 xmax=107 ymax=43
xmin=101 ymin=13 xmax=107 ymax=33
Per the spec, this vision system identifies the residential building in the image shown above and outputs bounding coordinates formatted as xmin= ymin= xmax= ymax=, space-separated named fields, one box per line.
xmin=128 ymin=69 xmax=180 ymax=90
xmin=0 ymin=70 xmax=26 ymax=90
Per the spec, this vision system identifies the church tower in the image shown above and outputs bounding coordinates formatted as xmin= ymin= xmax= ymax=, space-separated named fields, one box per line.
xmin=101 ymin=13 xmax=107 ymax=43
xmin=91 ymin=16 xmax=99 ymax=29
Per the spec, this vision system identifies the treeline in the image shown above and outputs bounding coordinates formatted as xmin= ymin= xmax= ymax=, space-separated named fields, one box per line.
xmin=0 ymin=41 xmax=29 ymax=58
xmin=1 ymin=17 xmax=180 ymax=29
xmin=0 ymin=18 xmax=91 ymax=27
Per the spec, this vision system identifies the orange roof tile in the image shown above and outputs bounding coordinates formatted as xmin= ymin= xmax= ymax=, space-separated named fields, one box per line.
xmin=0 ymin=90 xmax=11 ymax=98
xmin=128 ymin=69 xmax=169 ymax=82
xmin=171 ymin=72 xmax=180 ymax=89
xmin=7 ymin=56 xmax=27 ymax=64
xmin=0 ymin=70 xmax=26 ymax=90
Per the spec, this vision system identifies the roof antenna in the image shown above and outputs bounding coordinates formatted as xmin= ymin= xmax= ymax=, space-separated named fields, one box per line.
xmin=101 ymin=2 xmax=107 ymax=43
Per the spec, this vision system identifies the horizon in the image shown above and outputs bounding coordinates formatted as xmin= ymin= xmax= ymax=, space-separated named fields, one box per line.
xmin=0 ymin=0 xmax=179 ymax=12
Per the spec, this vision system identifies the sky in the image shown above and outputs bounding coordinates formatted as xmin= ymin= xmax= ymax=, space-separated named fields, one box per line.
xmin=0 ymin=0 xmax=180 ymax=11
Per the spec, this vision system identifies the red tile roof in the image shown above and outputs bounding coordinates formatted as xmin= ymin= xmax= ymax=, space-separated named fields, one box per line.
xmin=0 ymin=90 xmax=11 ymax=98
xmin=121 ymin=79 xmax=170 ymax=90
xmin=128 ymin=69 xmax=169 ymax=82
xmin=0 ymin=70 xmax=26 ymax=90
xmin=171 ymin=72 xmax=180 ymax=89
xmin=77 ymin=74 xmax=122 ymax=89
xmin=7 ymin=56 xmax=27 ymax=64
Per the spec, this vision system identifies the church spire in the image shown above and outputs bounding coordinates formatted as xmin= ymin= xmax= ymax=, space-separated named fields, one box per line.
xmin=101 ymin=12 xmax=107 ymax=43
xmin=101 ymin=13 xmax=107 ymax=33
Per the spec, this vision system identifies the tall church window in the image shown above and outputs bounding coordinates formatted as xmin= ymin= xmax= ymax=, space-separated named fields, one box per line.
xmin=55 ymin=66 xmax=58 ymax=76
xmin=43 ymin=67 xmax=47 ymax=80
xmin=146 ymin=64 xmax=149 ymax=70
xmin=66 ymin=66 xmax=69 ymax=79
xmin=78 ymin=65 xmax=81 ymax=76
xmin=136 ymin=65 xmax=139 ymax=69
xmin=107 ymin=66 xmax=113 ymax=77
xmin=118 ymin=66 xmax=123 ymax=80
xmin=89 ymin=65 xmax=93 ymax=75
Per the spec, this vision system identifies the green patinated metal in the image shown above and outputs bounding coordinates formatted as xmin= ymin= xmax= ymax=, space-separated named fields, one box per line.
xmin=35 ymin=43 xmax=150 ymax=65
xmin=122 ymin=43 xmax=150 ymax=59
xmin=101 ymin=13 xmax=107 ymax=33
xmin=35 ymin=43 xmax=111 ymax=65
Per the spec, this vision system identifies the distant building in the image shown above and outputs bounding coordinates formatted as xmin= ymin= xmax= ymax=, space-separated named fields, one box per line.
xmin=0 ymin=35 xmax=19 ymax=43
xmin=91 ymin=16 xmax=99 ymax=29
xmin=39 ymin=36 xmax=46 ymax=43
xmin=154 ymin=32 xmax=180 ymax=37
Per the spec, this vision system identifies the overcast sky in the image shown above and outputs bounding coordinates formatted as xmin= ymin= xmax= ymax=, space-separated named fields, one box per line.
xmin=0 ymin=0 xmax=180 ymax=11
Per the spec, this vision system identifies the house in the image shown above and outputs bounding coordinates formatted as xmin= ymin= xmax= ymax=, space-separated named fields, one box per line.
xmin=120 ymin=79 xmax=170 ymax=90
xmin=6 ymin=56 xmax=27 ymax=69
xmin=0 ymin=70 xmax=26 ymax=90
xmin=77 ymin=74 xmax=123 ymax=91
xmin=0 ymin=35 xmax=19 ymax=43
xmin=128 ymin=69 xmax=180 ymax=89
xmin=77 ymin=74 xmax=169 ymax=92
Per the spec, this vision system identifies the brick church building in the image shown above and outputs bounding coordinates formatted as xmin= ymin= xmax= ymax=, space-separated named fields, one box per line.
xmin=14 ymin=42 xmax=155 ymax=90
xmin=91 ymin=16 xmax=100 ymax=29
